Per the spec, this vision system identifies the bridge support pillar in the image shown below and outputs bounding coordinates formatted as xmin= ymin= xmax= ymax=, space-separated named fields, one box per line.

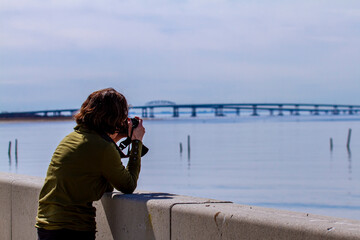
xmin=313 ymin=105 xmax=319 ymax=115
xmin=142 ymin=108 xmax=148 ymax=118
xmin=191 ymin=107 xmax=197 ymax=117
xmin=173 ymin=107 xmax=179 ymax=117
xmin=149 ymin=107 xmax=154 ymax=118
xmin=349 ymin=106 xmax=353 ymax=115
xmin=215 ymin=106 xmax=224 ymax=117
xmin=294 ymin=105 xmax=300 ymax=115
xmin=278 ymin=105 xmax=283 ymax=116
xmin=332 ymin=106 xmax=339 ymax=115
xmin=236 ymin=108 xmax=240 ymax=116
xmin=251 ymin=105 xmax=259 ymax=116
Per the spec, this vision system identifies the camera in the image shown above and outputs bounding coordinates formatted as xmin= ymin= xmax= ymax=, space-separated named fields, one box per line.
xmin=118 ymin=117 xmax=149 ymax=157
xmin=130 ymin=117 xmax=139 ymax=129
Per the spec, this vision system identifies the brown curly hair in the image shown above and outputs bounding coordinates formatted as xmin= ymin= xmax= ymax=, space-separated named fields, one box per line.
xmin=75 ymin=88 xmax=128 ymax=134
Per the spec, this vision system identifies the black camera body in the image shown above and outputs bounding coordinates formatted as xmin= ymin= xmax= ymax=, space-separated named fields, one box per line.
xmin=130 ymin=117 xmax=139 ymax=129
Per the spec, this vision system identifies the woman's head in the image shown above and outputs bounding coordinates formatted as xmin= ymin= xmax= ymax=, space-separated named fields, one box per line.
xmin=75 ymin=88 xmax=128 ymax=134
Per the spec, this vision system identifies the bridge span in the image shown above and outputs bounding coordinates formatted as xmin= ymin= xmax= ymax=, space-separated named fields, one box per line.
xmin=1 ymin=103 xmax=360 ymax=120
xmin=133 ymin=103 xmax=360 ymax=118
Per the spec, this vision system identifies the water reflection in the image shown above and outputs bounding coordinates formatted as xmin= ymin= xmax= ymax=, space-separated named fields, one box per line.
xmin=329 ymin=144 xmax=353 ymax=181
xmin=347 ymin=148 xmax=352 ymax=181
xmin=15 ymin=153 xmax=18 ymax=168
xmin=8 ymin=154 xmax=18 ymax=171
xmin=8 ymin=155 xmax=18 ymax=167
xmin=179 ymin=139 xmax=191 ymax=169
xmin=187 ymin=150 xmax=191 ymax=169
xmin=187 ymin=135 xmax=191 ymax=169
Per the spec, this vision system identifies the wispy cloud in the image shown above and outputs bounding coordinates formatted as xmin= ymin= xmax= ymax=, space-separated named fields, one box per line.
xmin=1 ymin=0 xmax=360 ymax=110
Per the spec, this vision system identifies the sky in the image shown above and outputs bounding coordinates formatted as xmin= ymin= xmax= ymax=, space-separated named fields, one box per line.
xmin=1 ymin=0 xmax=360 ymax=111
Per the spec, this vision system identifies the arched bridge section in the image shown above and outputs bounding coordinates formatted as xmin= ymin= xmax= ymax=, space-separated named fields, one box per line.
xmin=145 ymin=100 xmax=176 ymax=106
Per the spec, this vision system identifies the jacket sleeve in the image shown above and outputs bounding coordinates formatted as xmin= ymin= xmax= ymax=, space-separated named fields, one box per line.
xmin=101 ymin=140 xmax=142 ymax=194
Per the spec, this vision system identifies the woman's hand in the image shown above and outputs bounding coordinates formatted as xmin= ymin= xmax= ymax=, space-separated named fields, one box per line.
xmin=130 ymin=117 xmax=145 ymax=141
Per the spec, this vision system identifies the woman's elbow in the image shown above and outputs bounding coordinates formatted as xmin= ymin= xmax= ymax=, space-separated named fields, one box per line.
xmin=119 ymin=179 xmax=137 ymax=194
xmin=121 ymin=184 xmax=137 ymax=194
xmin=122 ymin=189 xmax=134 ymax=194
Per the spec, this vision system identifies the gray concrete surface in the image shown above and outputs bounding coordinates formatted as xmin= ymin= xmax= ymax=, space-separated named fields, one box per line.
xmin=11 ymin=175 xmax=43 ymax=240
xmin=101 ymin=190 xmax=230 ymax=240
xmin=171 ymin=203 xmax=360 ymax=240
xmin=0 ymin=172 xmax=14 ymax=240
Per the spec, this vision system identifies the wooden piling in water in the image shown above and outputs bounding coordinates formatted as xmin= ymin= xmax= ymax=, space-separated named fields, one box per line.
xmin=347 ymin=128 xmax=352 ymax=150
xmin=330 ymin=138 xmax=333 ymax=151
xmin=8 ymin=141 xmax=12 ymax=157
xmin=187 ymin=135 xmax=191 ymax=167
xmin=15 ymin=139 xmax=18 ymax=160
xmin=187 ymin=135 xmax=191 ymax=160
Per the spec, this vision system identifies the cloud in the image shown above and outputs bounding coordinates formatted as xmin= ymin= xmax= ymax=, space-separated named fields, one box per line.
xmin=1 ymin=0 xmax=360 ymax=111
xmin=2 ymin=0 xmax=359 ymax=51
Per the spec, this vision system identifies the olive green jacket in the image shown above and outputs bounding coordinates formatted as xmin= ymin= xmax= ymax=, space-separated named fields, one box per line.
xmin=35 ymin=125 xmax=142 ymax=231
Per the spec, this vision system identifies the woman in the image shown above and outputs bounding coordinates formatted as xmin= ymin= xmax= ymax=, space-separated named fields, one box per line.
xmin=35 ymin=88 xmax=145 ymax=240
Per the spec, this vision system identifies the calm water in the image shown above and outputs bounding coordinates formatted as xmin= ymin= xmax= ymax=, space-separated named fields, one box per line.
xmin=1 ymin=115 xmax=360 ymax=220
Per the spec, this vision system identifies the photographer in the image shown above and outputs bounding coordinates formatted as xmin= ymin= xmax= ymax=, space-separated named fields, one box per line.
xmin=35 ymin=88 xmax=145 ymax=240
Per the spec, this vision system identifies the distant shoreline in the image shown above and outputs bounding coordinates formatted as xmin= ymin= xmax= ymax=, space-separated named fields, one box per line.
xmin=0 ymin=116 xmax=75 ymax=122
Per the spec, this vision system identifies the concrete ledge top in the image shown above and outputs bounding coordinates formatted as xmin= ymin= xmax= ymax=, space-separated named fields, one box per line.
xmin=172 ymin=203 xmax=360 ymax=239
xmin=106 ymin=189 xmax=232 ymax=207
xmin=0 ymin=172 xmax=43 ymax=187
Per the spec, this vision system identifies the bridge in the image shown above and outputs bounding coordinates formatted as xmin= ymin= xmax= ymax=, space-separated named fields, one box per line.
xmin=1 ymin=103 xmax=360 ymax=119
xmin=132 ymin=102 xmax=360 ymax=118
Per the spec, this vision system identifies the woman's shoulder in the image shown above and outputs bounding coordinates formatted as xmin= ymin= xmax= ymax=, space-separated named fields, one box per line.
xmin=64 ymin=126 xmax=111 ymax=149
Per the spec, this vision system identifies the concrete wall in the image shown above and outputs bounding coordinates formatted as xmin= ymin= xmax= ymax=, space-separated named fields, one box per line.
xmin=1 ymin=172 xmax=360 ymax=240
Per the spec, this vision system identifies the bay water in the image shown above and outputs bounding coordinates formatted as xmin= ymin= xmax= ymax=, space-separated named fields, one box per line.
xmin=1 ymin=115 xmax=359 ymax=220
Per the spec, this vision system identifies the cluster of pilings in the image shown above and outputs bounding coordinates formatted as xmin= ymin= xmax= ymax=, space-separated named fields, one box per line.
xmin=8 ymin=139 xmax=18 ymax=166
